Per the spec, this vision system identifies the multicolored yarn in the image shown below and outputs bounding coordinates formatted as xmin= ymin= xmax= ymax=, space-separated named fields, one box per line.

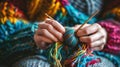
xmin=0 ymin=20 xmax=36 ymax=65
xmin=94 ymin=51 xmax=120 ymax=67
xmin=45 ymin=0 xmax=100 ymax=66
xmin=27 ymin=0 xmax=61 ymax=21
xmin=0 ymin=1 xmax=38 ymax=65
xmin=0 ymin=0 xmax=120 ymax=67
xmin=99 ymin=20 xmax=120 ymax=55
xmin=0 ymin=2 xmax=25 ymax=24
xmin=53 ymin=0 xmax=96 ymax=27
xmin=63 ymin=27 xmax=78 ymax=47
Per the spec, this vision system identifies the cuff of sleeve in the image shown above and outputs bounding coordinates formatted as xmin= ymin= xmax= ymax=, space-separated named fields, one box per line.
xmin=98 ymin=19 xmax=120 ymax=55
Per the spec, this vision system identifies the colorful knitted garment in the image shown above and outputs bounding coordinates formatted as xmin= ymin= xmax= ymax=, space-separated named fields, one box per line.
xmin=0 ymin=0 xmax=120 ymax=67
xmin=99 ymin=20 xmax=120 ymax=55
xmin=0 ymin=1 xmax=38 ymax=66
xmin=68 ymin=0 xmax=103 ymax=15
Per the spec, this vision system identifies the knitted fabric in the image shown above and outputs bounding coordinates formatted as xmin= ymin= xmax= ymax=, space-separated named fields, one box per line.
xmin=68 ymin=0 xmax=103 ymax=15
xmin=12 ymin=54 xmax=116 ymax=67
xmin=0 ymin=0 xmax=120 ymax=67
xmin=54 ymin=0 xmax=97 ymax=26
xmin=94 ymin=51 xmax=120 ymax=67
xmin=0 ymin=2 xmax=38 ymax=65
xmin=0 ymin=19 xmax=37 ymax=65
xmin=0 ymin=2 xmax=26 ymax=24
xmin=13 ymin=55 xmax=50 ymax=67
xmin=99 ymin=20 xmax=120 ymax=55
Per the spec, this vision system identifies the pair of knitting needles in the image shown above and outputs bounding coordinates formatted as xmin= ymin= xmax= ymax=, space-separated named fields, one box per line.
xmin=45 ymin=10 xmax=99 ymax=30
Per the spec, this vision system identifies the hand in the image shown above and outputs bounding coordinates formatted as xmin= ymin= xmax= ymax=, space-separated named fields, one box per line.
xmin=34 ymin=19 xmax=65 ymax=49
xmin=74 ymin=23 xmax=107 ymax=51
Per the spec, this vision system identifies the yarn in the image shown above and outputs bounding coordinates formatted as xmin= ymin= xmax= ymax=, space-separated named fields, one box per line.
xmin=13 ymin=55 xmax=50 ymax=67
xmin=47 ymin=19 xmax=99 ymax=67
xmin=68 ymin=0 xmax=103 ymax=16
xmin=0 ymin=2 xmax=26 ymax=24
xmin=53 ymin=0 xmax=97 ymax=27
xmin=94 ymin=51 xmax=120 ymax=67
xmin=27 ymin=0 xmax=61 ymax=21
xmin=99 ymin=20 xmax=120 ymax=55
xmin=45 ymin=0 xmax=99 ymax=67
xmin=63 ymin=27 xmax=78 ymax=47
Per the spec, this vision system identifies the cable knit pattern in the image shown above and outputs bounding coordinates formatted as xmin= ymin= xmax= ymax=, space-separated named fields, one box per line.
xmin=99 ymin=20 xmax=120 ymax=55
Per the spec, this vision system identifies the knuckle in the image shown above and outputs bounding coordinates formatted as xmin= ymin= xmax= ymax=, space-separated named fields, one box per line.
xmin=84 ymin=29 xmax=89 ymax=35
xmin=95 ymin=23 xmax=101 ymax=28
xmin=38 ymin=22 xmax=44 ymax=27
xmin=99 ymin=45 xmax=104 ymax=50
xmin=88 ymin=37 xmax=92 ymax=43
xmin=101 ymin=38 xmax=106 ymax=44
xmin=47 ymin=20 xmax=54 ymax=25
xmin=47 ymin=24 xmax=53 ymax=30
xmin=41 ymin=29 xmax=47 ymax=34
xmin=89 ymin=43 xmax=93 ymax=47
xmin=98 ymin=31 xmax=104 ymax=38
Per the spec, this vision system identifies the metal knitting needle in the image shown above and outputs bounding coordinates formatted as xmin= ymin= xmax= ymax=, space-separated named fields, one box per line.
xmin=78 ymin=10 xmax=99 ymax=30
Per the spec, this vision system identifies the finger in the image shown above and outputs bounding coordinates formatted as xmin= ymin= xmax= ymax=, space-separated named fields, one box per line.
xmin=73 ymin=25 xmax=81 ymax=31
xmin=91 ymin=45 xmax=104 ymax=51
xmin=45 ymin=19 xmax=65 ymax=34
xmin=36 ymin=29 xmax=58 ymax=42
xmin=80 ymin=30 xmax=104 ymax=43
xmin=77 ymin=23 xmax=100 ymax=37
xmin=38 ymin=42 xmax=52 ymax=49
xmin=38 ymin=23 xmax=63 ymax=41
xmin=34 ymin=34 xmax=53 ymax=43
xmin=89 ymin=38 xmax=105 ymax=48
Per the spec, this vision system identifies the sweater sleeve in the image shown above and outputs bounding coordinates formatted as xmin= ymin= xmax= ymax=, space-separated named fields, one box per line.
xmin=98 ymin=20 xmax=120 ymax=55
xmin=0 ymin=2 xmax=37 ymax=64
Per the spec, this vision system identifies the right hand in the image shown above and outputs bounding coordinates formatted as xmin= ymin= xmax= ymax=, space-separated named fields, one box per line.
xmin=34 ymin=19 xmax=65 ymax=49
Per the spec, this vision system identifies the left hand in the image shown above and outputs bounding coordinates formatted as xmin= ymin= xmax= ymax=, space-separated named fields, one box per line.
xmin=74 ymin=23 xmax=107 ymax=51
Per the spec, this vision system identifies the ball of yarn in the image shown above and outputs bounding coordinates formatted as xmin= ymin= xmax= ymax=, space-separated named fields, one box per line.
xmin=63 ymin=27 xmax=78 ymax=48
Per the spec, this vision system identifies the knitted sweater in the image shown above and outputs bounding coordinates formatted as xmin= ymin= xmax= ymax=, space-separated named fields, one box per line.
xmin=0 ymin=0 xmax=120 ymax=66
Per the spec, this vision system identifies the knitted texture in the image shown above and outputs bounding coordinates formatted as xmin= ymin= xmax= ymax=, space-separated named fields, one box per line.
xmin=13 ymin=55 xmax=50 ymax=67
xmin=99 ymin=20 xmax=120 ymax=55
xmin=54 ymin=0 xmax=97 ymax=26
xmin=0 ymin=0 xmax=120 ymax=67
xmin=0 ymin=2 xmax=25 ymax=24
xmin=0 ymin=2 xmax=38 ymax=65
xmin=94 ymin=51 xmax=120 ymax=67
xmin=68 ymin=0 xmax=103 ymax=15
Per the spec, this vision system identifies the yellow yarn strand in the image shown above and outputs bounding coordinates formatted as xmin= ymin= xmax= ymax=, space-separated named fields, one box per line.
xmin=28 ymin=0 xmax=42 ymax=19
xmin=51 ymin=42 xmax=62 ymax=67
xmin=48 ymin=1 xmax=61 ymax=17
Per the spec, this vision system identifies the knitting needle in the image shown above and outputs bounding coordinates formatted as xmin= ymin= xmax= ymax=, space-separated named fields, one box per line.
xmin=45 ymin=10 xmax=99 ymax=30
xmin=78 ymin=10 xmax=99 ymax=29
xmin=45 ymin=13 xmax=54 ymax=20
